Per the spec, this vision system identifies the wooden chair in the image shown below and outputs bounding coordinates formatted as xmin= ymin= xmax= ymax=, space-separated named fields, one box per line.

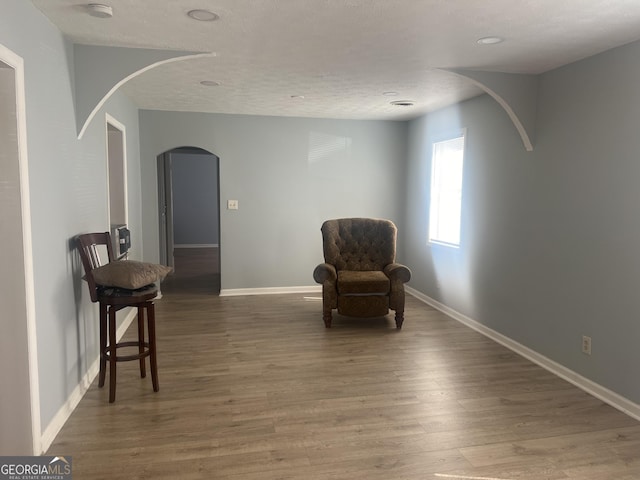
xmin=76 ymin=232 xmax=159 ymax=403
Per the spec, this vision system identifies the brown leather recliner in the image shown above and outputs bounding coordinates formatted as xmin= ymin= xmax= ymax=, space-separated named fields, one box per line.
xmin=313 ymin=218 xmax=411 ymax=329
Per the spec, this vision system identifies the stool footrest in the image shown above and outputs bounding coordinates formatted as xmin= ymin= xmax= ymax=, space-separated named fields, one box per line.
xmin=103 ymin=340 xmax=151 ymax=362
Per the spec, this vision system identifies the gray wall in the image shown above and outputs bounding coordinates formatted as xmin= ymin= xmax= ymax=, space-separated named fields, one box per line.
xmin=170 ymin=151 xmax=219 ymax=245
xmin=405 ymin=40 xmax=640 ymax=404
xmin=139 ymin=112 xmax=408 ymax=290
xmin=0 ymin=0 xmax=144 ymax=441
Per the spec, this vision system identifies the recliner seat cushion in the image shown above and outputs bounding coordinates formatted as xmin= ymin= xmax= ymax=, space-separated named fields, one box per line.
xmin=337 ymin=270 xmax=390 ymax=295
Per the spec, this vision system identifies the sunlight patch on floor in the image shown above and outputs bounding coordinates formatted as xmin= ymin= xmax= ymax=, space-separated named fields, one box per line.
xmin=435 ymin=474 xmax=514 ymax=480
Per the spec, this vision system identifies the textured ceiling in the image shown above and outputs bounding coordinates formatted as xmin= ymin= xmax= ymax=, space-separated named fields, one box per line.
xmin=30 ymin=0 xmax=640 ymax=121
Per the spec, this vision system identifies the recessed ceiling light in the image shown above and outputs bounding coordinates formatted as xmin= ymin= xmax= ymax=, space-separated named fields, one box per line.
xmin=187 ymin=9 xmax=219 ymax=21
xmin=200 ymin=80 xmax=220 ymax=86
xmin=390 ymin=100 xmax=414 ymax=107
xmin=85 ymin=3 xmax=113 ymax=18
xmin=477 ymin=36 xmax=504 ymax=45
xmin=383 ymin=91 xmax=398 ymax=96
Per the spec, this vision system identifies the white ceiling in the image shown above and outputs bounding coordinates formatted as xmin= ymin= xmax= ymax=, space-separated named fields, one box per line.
xmin=30 ymin=0 xmax=640 ymax=121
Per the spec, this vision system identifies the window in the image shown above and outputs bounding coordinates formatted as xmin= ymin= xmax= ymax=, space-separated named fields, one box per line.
xmin=428 ymin=132 xmax=465 ymax=247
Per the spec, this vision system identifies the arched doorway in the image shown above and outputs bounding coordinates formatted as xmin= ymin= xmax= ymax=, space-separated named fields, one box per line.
xmin=157 ymin=147 xmax=220 ymax=294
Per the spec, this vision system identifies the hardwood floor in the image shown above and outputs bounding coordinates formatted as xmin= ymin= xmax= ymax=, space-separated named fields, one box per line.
xmin=161 ymin=247 xmax=221 ymax=295
xmin=47 ymin=280 xmax=640 ymax=479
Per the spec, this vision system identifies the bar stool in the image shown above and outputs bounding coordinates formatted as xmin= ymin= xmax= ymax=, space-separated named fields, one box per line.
xmin=76 ymin=232 xmax=159 ymax=403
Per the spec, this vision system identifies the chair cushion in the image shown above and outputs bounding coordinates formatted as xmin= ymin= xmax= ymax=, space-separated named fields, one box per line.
xmin=91 ymin=260 xmax=173 ymax=290
xmin=337 ymin=270 xmax=390 ymax=295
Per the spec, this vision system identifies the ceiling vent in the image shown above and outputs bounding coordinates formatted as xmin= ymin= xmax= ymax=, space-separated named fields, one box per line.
xmin=390 ymin=100 xmax=415 ymax=107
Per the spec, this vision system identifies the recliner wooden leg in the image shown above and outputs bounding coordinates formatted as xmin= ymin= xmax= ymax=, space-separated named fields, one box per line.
xmin=395 ymin=311 xmax=404 ymax=329
xmin=323 ymin=310 xmax=332 ymax=328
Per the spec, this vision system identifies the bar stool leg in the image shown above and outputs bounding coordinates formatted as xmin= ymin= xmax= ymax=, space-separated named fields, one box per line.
xmin=147 ymin=303 xmax=159 ymax=392
xmin=108 ymin=306 xmax=118 ymax=403
xmin=98 ymin=303 xmax=107 ymax=388
xmin=137 ymin=306 xmax=146 ymax=378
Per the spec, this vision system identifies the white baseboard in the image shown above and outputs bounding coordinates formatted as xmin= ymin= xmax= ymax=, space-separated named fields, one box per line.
xmin=220 ymin=285 xmax=321 ymax=297
xmin=40 ymin=309 xmax=137 ymax=453
xmin=173 ymin=244 xmax=219 ymax=248
xmin=405 ymin=286 xmax=640 ymax=422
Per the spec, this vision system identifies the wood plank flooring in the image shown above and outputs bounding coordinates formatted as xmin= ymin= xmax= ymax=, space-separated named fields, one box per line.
xmin=161 ymin=247 xmax=220 ymax=295
xmin=47 ymin=281 xmax=640 ymax=479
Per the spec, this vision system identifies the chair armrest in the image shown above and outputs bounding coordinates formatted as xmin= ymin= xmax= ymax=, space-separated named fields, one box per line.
xmin=313 ymin=263 xmax=337 ymax=284
xmin=384 ymin=263 xmax=411 ymax=283
xmin=314 ymin=263 xmax=338 ymax=312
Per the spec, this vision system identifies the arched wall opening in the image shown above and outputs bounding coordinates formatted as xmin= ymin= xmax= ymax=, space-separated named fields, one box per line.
xmin=157 ymin=146 xmax=221 ymax=294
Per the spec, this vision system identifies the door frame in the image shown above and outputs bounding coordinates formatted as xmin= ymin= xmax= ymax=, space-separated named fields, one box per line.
xmin=157 ymin=152 xmax=175 ymax=268
xmin=0 ymin=43 xmax=41 ymax=454
xmin=105 ymin=114 xmax=129 ymax=229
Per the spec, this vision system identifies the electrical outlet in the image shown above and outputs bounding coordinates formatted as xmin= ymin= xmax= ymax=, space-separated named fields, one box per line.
xmin=582 ymin=335 xmax=592 ymax=355
xmin=227 ymin=199 xmax=238 ymax=210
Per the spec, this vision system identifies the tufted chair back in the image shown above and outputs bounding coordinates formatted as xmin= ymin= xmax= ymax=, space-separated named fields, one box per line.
xmin=321 ymin=218 xmax=397 ymax=271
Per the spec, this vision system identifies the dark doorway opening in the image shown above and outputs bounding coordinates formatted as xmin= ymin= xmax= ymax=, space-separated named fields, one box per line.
xmin=157 ymin=147 xmax=220 ymax=294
